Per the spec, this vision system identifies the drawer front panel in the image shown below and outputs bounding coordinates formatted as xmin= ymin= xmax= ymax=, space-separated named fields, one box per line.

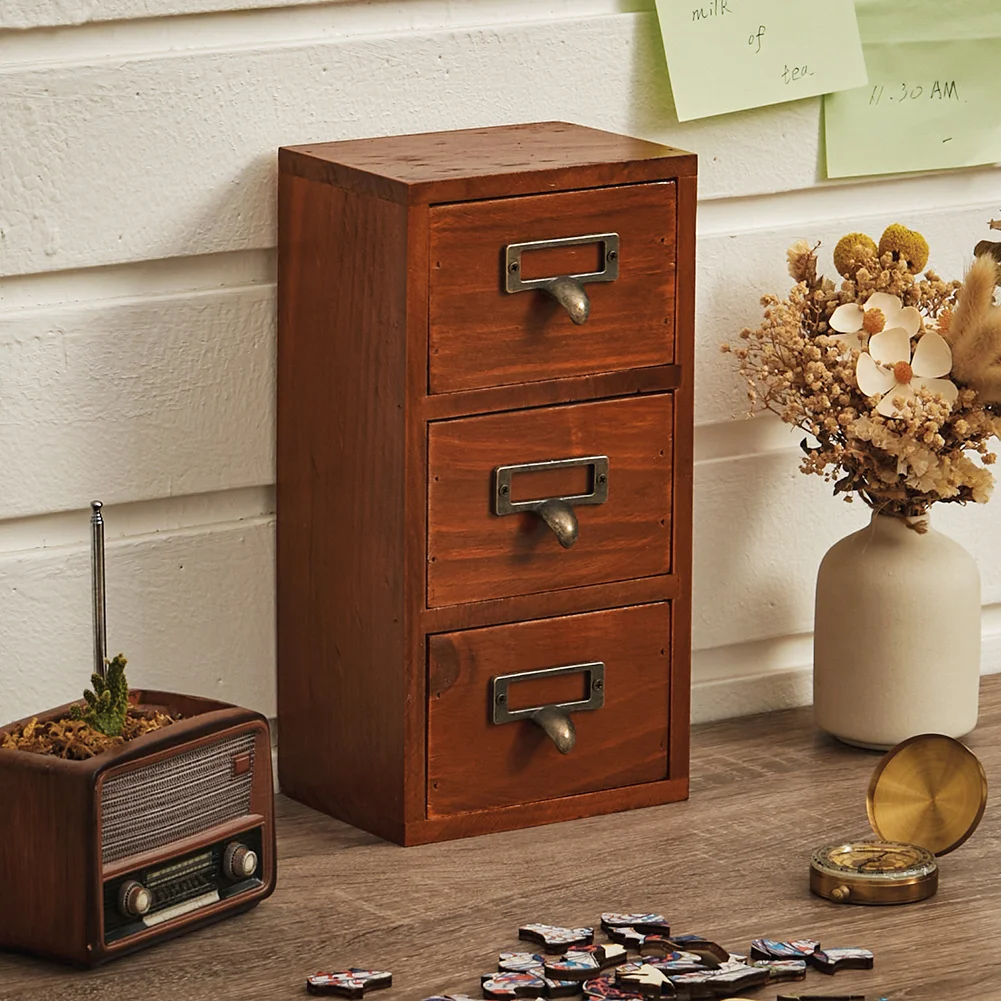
xmin=427 ymin=394 xmax=673 ymax=608
xmin=428 ymin=183 xmax=677 ymax=394
xmin=427 ymin=603 xmax=671 ymax=817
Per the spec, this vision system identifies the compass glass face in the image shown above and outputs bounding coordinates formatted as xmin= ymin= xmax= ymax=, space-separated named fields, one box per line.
xmin=812 ymin=840 xmax=937 ymax=880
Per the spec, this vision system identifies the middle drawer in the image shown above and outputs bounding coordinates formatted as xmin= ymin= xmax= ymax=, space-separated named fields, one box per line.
xmin=427 ymin=394 xmax=673 ymax=608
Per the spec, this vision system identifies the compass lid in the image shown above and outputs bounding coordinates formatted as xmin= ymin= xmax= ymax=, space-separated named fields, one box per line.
xmin=867 ymin=733 xmax=988 ymax=856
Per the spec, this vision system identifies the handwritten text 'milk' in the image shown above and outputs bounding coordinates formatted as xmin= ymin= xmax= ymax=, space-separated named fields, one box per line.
xmin=692 ymin=0 xmax=731 ymax=20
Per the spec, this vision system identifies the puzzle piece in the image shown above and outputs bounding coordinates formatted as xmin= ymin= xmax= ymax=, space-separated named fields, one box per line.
xmin=615 ymin=963 xmax=675 ymax=998
xmin=749 ymin=959 xmax=807 ymax=983
xmin=419 ymin=996 xmax=480 ymax=1001
xmin=605 ymin=927 xmax=647 ymax=951
xmin=662 ymin=940 xmax=729 ymax=969
xmin=306 ymin=970 xmax=392 ymax=998
xmin=544 ymin=955 xmax=603 ymax=981
xmin=808 ymin=948 xmax=874 ymax=975
xmin=582 ymin=973 xmax=664 ymax=1001
xmin=520 ymin=924 xmax=595 ymax=954
xmin=500 ymin=954 xmax=546 ymax=974
xmin=637 ymin=952 xmax=706 ymax=974
xmin=600 ymin=914 xmax=672 ymax=937
xmin=749 ymin=940 xmax=820 ymax=961
xmin=483 ymin=973 xmax=549 ymax=998
xmin=670 ymin=960 xmax=768 ymax=996
xmin=776 ymin=996 xmax=866 ymax=1000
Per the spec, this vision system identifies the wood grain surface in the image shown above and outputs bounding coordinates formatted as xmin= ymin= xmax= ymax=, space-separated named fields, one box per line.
xmin=427 ymin=603 xmax=671 ymax=815
xmin=280 ymin=122 xmax=697 ymax=205
xmin=427 ymin=395 xmax=674 ymax=608
xmin=4 ymin=676 xmax=1001 ymax=998
xmin=428 ymin=182 xmax=677 ymax=393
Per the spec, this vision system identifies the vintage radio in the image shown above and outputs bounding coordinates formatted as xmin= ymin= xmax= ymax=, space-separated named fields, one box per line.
xmin=0 ymin=505 xmax=276 ymax=966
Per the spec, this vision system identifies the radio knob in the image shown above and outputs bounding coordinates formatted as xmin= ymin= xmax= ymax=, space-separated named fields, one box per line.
xmin=118 ymin=880 xmax=152 ymax=918
xmin=223 ymin=842 xmax=258 ymax=880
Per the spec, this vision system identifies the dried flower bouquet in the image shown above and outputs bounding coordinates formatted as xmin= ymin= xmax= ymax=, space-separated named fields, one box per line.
xmin=723 ymin=223 xmax=1001 ymax=524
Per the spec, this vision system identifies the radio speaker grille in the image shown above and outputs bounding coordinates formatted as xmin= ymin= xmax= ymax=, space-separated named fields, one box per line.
xmin=101 ymin=733 xmax=255 ymax=864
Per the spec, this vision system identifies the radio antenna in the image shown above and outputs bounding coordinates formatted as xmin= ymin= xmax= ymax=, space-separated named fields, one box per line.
xmin=90 ymin=500 xmax=108 ymax=681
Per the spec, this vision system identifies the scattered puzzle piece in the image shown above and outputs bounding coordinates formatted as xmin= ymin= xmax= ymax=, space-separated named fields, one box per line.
xmin=576 ymin=944 xmax=629 ymax=966
xmin=749 ymin=940 xmax=820 ymax=961
xmin=499 ymin=954 xmax=546 ymax=974
xmin=600 ymin=914 xmax=672 ymax=937
xmin=544 ymin=955 xmax=601 ymax=981
xmin=615 ymin=963 xmax=675 ymax=997
xmin=606 ymin=927 xmax=647 ymax=951
xmin=669 ymin=960 xmax=768 ymax=996
xmin=483 ymin=973 xmax=549 ymax=998
xmin=750 ymin=959 xmax=807 ymax=982
xmin=809 ymin=948 xmax=874 ymax=975
xmin=637 ymin=952 xmax=706 ymax=974
xmin=662 ymin=940 xmax=729 ymax=968
xmin=583 ymin=972 xmax=654 ymax=1001
xmin=419 ymin=996 xmax=480 ymax=1001
xmin=306 ymin=970 xmax=392 ymax=998
xmin=520 ymin=924 xmax=595 ymax=954
xmin=776 ymin=996 xmax=866 ymax=1000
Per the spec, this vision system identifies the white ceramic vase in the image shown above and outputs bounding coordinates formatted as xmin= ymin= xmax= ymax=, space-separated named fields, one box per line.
xmin=813 ymin=510 xmax=981 ymax=749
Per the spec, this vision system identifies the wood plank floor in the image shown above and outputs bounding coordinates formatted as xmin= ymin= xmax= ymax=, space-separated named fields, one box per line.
xmin=4 ymin=677 xmax=1001 ymax=1001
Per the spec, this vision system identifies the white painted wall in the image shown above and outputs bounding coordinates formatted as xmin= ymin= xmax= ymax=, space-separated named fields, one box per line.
xmin=1 ymin=0 xmax=998 ymax=730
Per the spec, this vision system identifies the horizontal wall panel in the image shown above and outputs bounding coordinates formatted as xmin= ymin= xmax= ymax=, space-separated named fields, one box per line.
xmin=0 ymin=0 xmax=328 ymax=28
xmin=696 ymin=200 xmax=1001 ymax=427
xmin=0 ymin=285 xmax=274 ymax=519
xmin=0 ymin=519 xmax=275 ymax=728
xmin=693 ymin=449 xmax=1001 ymax=653
xmin=0 ymin=0 xmax=645 ymax=32
xmin=0 ymin=12 xmax=824 ymax=276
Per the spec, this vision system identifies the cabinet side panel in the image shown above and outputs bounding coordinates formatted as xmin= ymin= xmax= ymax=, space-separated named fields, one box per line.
xmin=669 ymin=170 xmax=697 ymax=783
xmin=277 ymin=169 xmax=409 ymax=840
xmin=0 ymin=760 xmax=94 ymax=963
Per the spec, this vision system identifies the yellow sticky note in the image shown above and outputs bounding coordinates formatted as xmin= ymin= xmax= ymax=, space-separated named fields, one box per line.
xmin=655 ymin=0 xmax=867 ymax=122
xmin=824 ymin=39 xmax=1001 ymax=178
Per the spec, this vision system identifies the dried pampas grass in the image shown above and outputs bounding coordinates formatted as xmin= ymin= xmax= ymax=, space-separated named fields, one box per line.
xmin=948 ymin=254 xmax=1001 ymax=404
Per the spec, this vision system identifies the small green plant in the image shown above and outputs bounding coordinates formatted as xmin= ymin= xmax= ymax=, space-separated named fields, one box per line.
xmin=70 ymin=654 xmax=130 ymax=737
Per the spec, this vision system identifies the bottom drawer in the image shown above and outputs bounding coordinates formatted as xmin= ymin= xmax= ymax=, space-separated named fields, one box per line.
xmin=426 ymin=603 xmax=671 ymax=817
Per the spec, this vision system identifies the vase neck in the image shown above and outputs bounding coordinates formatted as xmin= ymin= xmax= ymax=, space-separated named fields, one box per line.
xmin=869 ymin=510 xmax=931 ymax=535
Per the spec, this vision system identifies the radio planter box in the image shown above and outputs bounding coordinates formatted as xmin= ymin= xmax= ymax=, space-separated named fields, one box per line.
xmin=0 ymin=691 xmax=276 ymax=967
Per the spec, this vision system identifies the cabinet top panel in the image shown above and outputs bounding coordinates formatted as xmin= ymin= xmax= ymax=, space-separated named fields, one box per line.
xmin=279 ymin=122 xmax=696 ymax=204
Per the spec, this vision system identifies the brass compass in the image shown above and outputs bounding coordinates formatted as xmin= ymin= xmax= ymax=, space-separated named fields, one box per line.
xmin=810 ymin=733 xmax=987 ymax=905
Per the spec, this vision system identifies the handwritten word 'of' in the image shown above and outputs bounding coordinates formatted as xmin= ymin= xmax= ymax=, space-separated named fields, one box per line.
xmin=748 ymin=25 xmax=765 ymax=53
xmin=869 ymin=81 xmax=960 ymax=106
xmin=692 ymin=0 xmax=731 ymax=21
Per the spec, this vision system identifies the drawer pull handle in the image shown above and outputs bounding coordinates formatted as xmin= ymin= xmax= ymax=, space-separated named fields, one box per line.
xmin=491 ymin=662 xmax=606 ymax=755
xmin=542 ymin=276 xmax=590 ymax=326
xmin=504 ymin=232 xmax=620 ymax=325
xmin=537 ymin=499 xmax=578 ymax=549
xmin=493 ymin=455 xmax=609 ymax=549
xmin=531 ymin=706 xmax=576 ymax=754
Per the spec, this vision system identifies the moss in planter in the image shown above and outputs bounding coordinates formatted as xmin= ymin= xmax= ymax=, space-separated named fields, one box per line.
xmin=1 ymin=656 xmax=176 ymax=760
xmin=1 ymin=710 xmax=175 ymax=760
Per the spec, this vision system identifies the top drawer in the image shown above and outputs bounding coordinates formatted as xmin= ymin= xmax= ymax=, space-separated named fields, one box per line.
xmin=428 ymin=183 xmax=677 ymax=394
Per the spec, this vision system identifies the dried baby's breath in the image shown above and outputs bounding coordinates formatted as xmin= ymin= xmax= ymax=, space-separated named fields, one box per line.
xmin=722 ymin=225 xmax=1001 ymax=521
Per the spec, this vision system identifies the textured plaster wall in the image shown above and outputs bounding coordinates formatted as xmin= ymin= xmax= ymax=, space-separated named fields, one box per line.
xmin=1 ymin=0 xmax=999 ymax=728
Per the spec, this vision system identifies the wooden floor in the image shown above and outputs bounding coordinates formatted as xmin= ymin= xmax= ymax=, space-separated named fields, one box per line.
xmin=5 ymin=677 xmax=1001 ymax=1001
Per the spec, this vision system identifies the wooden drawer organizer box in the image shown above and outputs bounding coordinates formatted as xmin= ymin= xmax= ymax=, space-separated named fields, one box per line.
xmin=277 ymin=122 xmax=696 ymax=845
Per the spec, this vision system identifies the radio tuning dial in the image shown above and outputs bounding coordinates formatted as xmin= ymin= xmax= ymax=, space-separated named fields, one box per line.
xmin=223 ymin=842 xmax=258 ymax=880
xmin=118 ymin=880 xmax=152 ymax=918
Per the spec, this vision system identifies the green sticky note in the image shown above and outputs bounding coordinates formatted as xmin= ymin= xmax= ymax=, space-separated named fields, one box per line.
xmin=655 ymin=0 xmax=867 ymax=122
xmin=824 ymin=39 xmax=1001 ymax=178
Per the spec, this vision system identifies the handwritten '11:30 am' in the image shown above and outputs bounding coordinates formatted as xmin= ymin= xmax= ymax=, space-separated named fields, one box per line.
xmin=868 ymin=81 xmax=960 ymax=106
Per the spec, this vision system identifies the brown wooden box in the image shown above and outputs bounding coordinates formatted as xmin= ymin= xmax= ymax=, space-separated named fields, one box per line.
xmin=0 ymin=693 xmax=276 ymax=966
xmin=277 ymin=122 xmax=696 ymax=845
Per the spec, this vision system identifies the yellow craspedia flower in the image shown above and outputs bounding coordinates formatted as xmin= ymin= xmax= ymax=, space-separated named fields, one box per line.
xmin=878 ymin=223 xmax=929 ymax=274
xmin=833 ymin=232 xmax=878 ymax=278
